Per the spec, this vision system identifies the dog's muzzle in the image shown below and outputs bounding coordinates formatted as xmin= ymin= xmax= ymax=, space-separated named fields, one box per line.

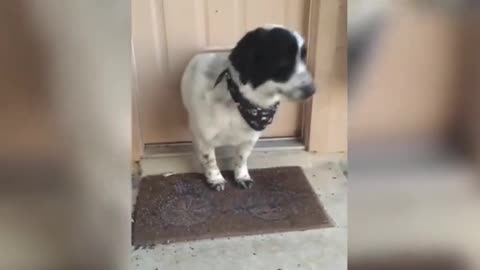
xmin=298 ymin=83 xmax=316 ymax=99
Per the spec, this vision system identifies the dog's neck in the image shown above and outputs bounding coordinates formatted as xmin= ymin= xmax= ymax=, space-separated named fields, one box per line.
xmin=226 ymin=63 xmax=281 ymax=109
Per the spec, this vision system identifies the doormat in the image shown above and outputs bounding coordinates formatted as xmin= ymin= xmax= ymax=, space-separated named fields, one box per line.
xmin=132 ymin=166 xmax=333 ymax=247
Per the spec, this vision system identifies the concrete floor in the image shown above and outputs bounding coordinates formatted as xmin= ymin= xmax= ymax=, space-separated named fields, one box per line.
xmin=131 ymin=151 xmax=347 ymax=270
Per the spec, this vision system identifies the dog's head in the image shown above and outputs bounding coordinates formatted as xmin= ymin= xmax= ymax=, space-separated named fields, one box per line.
xmin=229 ymin=25 xmax=315 ymax=101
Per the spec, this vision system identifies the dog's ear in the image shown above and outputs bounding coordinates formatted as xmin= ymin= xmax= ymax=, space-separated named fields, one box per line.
xmin=229 ymin=28 xmax=266 ymax=85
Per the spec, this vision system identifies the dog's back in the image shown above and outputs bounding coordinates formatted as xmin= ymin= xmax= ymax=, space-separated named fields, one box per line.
xmin=181 ymin=52 xmax=229 ymax=113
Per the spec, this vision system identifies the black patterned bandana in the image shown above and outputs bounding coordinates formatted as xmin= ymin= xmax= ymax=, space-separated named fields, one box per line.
xmin=214 ymin=68 xmax=279 ymax=131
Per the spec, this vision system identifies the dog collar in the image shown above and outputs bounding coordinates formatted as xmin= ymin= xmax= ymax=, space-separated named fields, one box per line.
xmin=214 ymin=68 xmax=279 ymax=131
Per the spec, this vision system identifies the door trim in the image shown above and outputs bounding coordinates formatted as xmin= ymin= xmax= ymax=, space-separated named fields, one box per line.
xmin=132 ymin=39 xmax=144 ymax=162
xmin=303 ymin=0 xmax=347 ymax=153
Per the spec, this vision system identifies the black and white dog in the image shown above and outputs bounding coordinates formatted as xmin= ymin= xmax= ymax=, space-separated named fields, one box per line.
xmin=181 ymin=25 xmax=315 ymax=191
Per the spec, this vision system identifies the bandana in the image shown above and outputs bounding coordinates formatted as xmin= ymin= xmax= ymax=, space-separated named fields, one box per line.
xmin=214 ymin=68 xmax=279 ymax=131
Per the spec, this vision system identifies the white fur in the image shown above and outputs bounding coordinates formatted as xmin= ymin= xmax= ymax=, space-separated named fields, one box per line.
xmin=181 ymin=27 xmax=312 ymax=191
xmin=181 ymin=53 xmax=258 ymax=190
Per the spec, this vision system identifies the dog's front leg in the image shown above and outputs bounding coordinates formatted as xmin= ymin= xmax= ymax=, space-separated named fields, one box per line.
xmin=194 ymin=139 xmax=226 ymax=191
xmin=233 ymin=140 xmax=255 ymax=189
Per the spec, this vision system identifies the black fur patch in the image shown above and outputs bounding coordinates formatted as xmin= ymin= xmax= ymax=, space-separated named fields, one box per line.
xmin=229 ymin=27 xmax=300 ymax=88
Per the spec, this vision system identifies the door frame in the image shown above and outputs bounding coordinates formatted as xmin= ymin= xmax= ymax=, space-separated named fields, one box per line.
xmin=303 ymin=0 xmax=347 ymax=152
xmin=132 ymin=41 xmax=144 ymax=162
xmin=132 ymin=0 xmax=346 ymax=161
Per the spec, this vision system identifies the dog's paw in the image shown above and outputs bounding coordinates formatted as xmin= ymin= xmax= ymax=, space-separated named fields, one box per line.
xmin=207 ymin=178 xmax=226 ymax=191
xmin=209 ymin=182 xmax=225 ymax=191
xmin=235 ymin=178 xmax=254 ymax=189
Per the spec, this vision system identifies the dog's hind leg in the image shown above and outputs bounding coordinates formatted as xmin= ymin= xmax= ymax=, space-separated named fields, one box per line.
xmin=193 ymin=138 xmax=226 ymax=191
xmin=233 ymin=140 xmax=256 ymax=189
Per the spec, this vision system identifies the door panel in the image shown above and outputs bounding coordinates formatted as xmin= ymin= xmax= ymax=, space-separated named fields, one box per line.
xmin=133 ymin=0 xmax=308 ymax=144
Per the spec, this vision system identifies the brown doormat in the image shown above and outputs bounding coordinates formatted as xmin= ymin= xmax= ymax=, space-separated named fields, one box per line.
xmin=132 ymin=166 xmax=333 ymax=247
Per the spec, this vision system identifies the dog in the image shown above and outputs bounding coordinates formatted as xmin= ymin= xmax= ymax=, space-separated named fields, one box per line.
xmin=181 ymin=25 xmax=316 ymax=191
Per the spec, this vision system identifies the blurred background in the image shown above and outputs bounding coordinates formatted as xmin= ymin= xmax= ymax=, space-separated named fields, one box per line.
xmin=0 ymin=1 xmax=130 ymax=270
xmin=349 ymin=0 xmax=479 ymax=269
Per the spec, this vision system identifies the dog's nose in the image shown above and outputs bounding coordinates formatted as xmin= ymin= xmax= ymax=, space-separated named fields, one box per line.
xmin=299 ymin=83 xmax=316 ymax=99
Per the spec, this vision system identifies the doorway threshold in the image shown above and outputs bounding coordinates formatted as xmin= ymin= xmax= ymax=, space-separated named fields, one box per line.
xmin=143 ymin=138 xmax=305 ymax=159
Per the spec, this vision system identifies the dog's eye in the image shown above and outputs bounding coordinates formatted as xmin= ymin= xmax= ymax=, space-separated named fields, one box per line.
xmin=300 ymin=46 xmax=307 ymax=60
xmin=274 ymin=65 xmax=292 ymax=78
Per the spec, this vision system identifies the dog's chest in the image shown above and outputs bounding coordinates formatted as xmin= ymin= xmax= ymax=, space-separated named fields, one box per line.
xmin=206 ymin=102 xmax=258 ymax=146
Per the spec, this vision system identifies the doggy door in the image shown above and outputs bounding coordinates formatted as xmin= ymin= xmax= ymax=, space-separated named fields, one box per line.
xmin=133 ymin=0 xmax=308 ymax=144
